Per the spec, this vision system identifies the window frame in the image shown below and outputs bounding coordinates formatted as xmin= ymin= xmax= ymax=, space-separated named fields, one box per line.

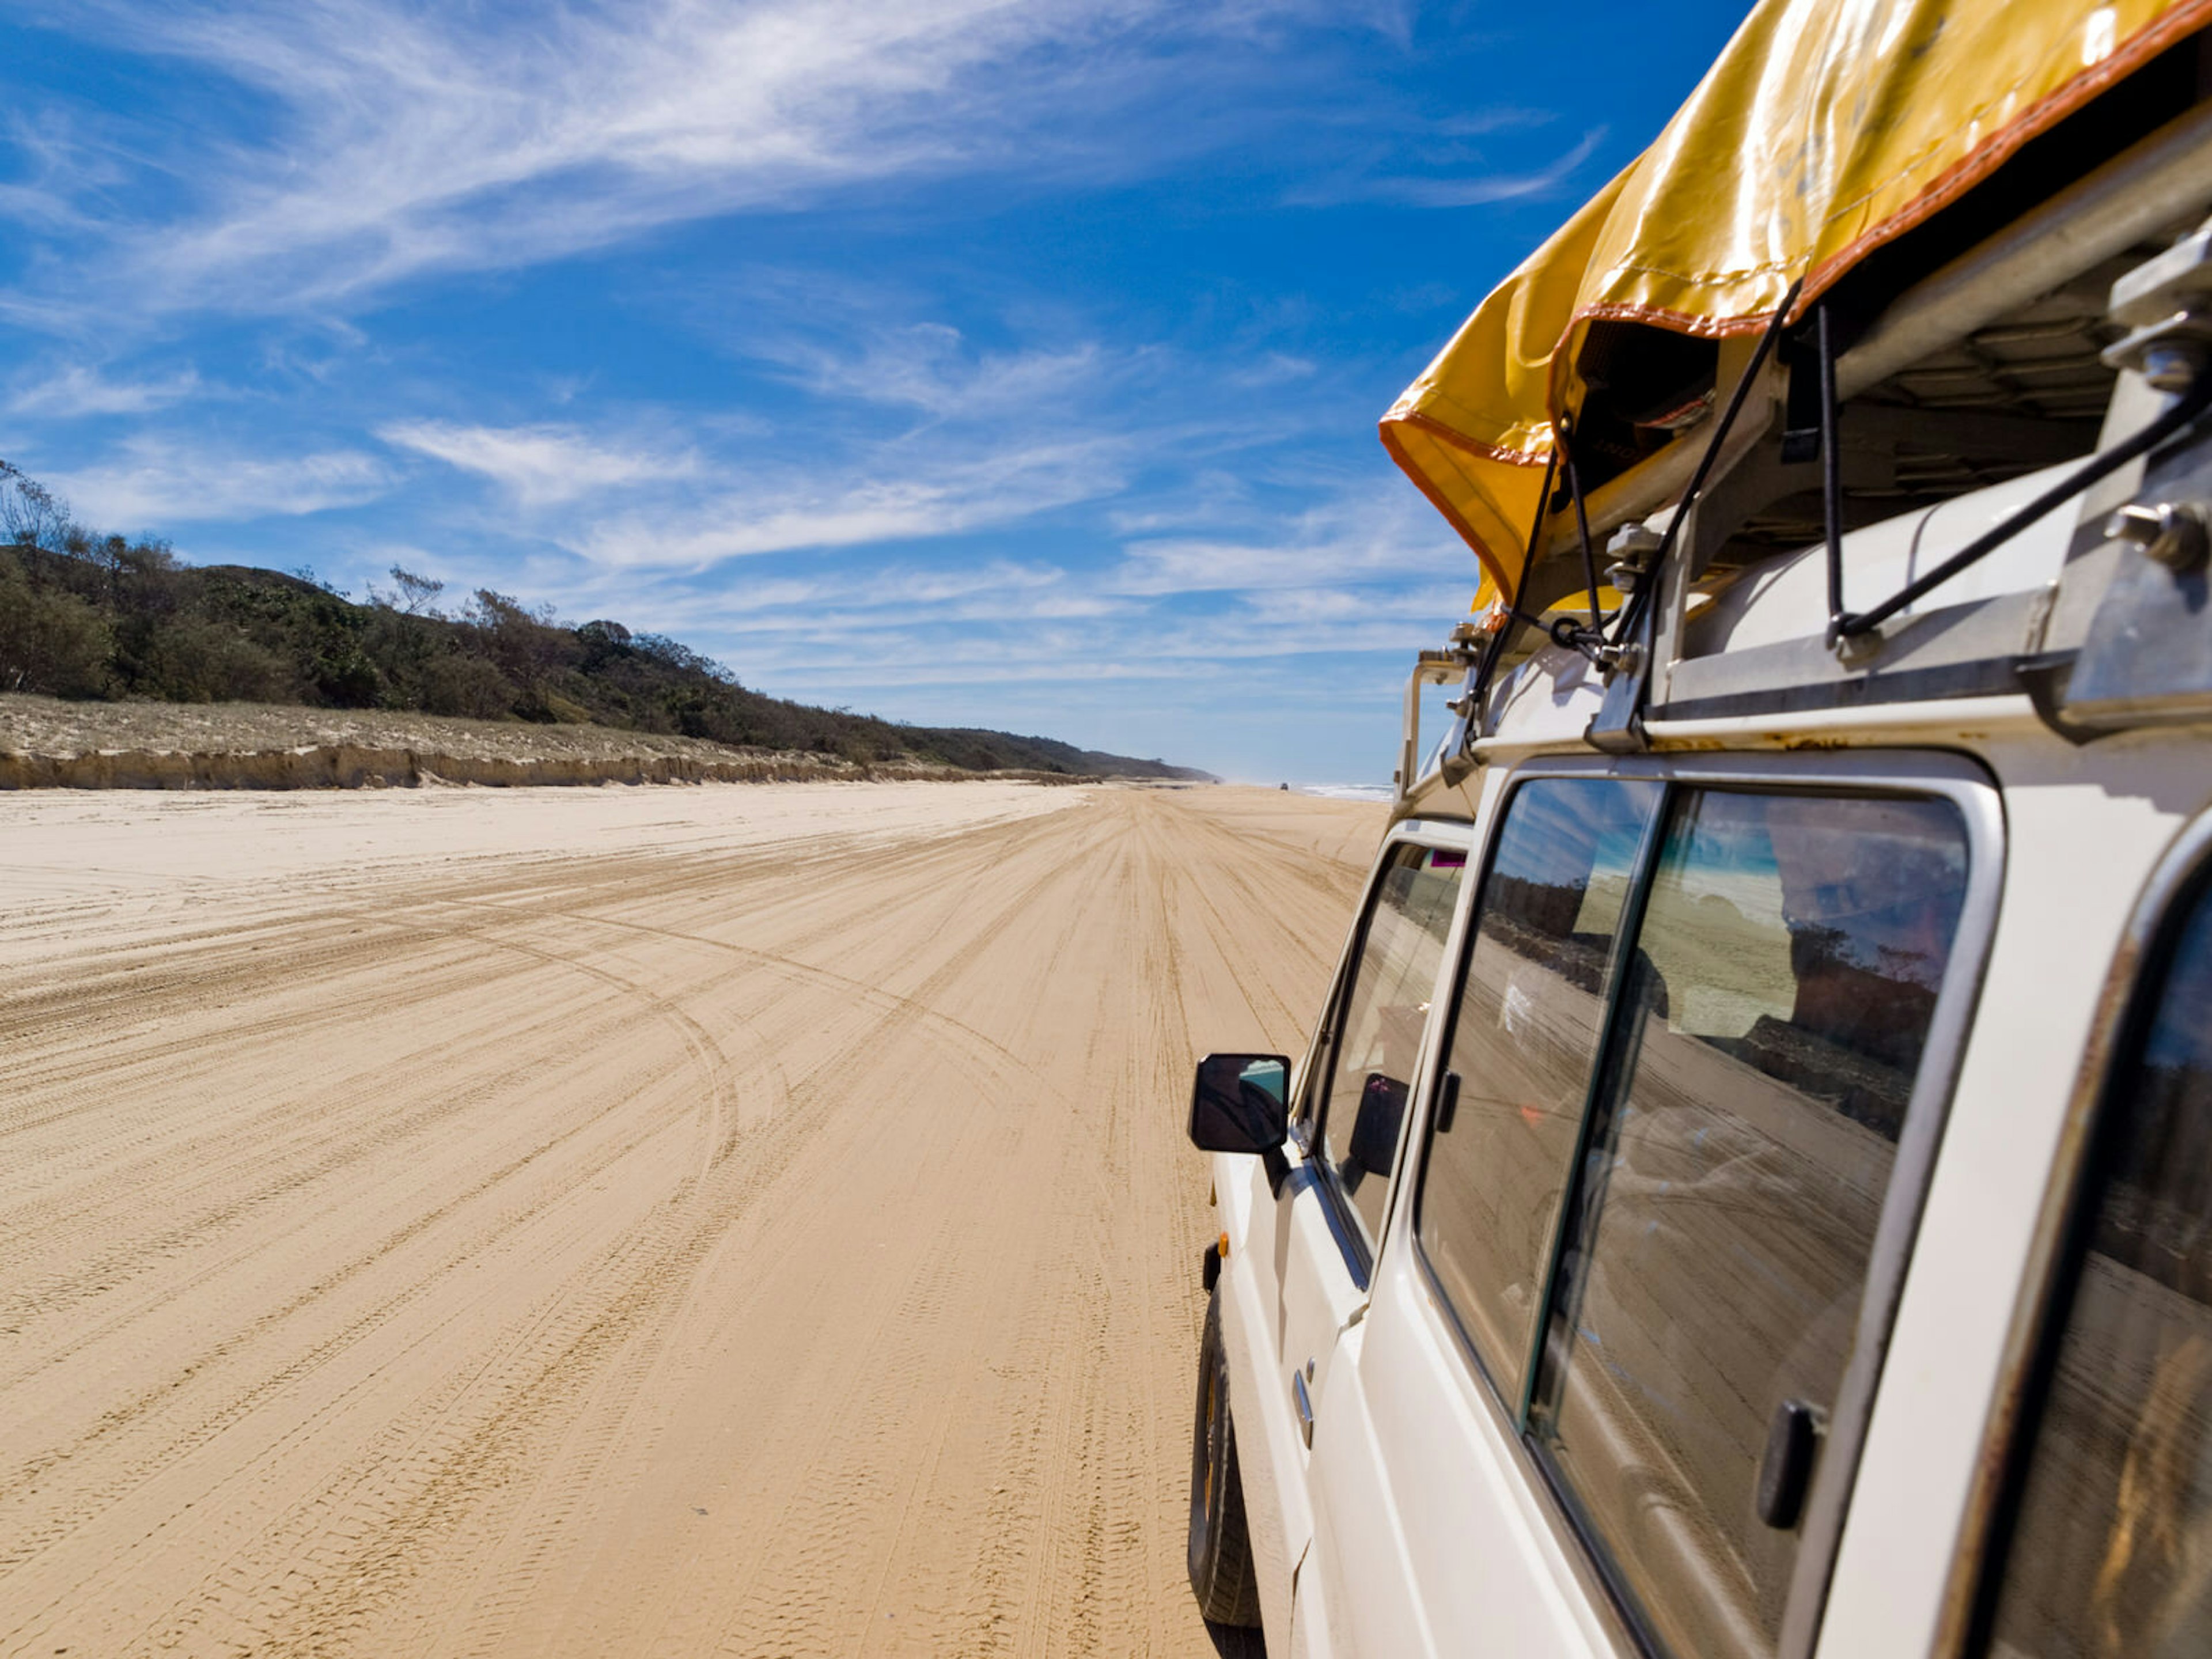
xmin=1408 ymin=771 xmax=1669 ymax=1414
xmin=1404 ymin=749 xmax=2005 ymax=1659
xmin=1293 ymin=817 xmax=1476 ymax=1287
xmin=1952 ymin=805 xmax=2212 ymax=1658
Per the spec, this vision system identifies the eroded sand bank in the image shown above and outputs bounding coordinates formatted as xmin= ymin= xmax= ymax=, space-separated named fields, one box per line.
xmin=0 ymin=781 xmax=1382 ymax=1657
xmin=0 ymin=694 xmax=1110 ymax=790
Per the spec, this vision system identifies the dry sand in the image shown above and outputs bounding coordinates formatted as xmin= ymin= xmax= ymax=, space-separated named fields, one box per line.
xmin=0 ymin=780 xmax=1382 ymax=1657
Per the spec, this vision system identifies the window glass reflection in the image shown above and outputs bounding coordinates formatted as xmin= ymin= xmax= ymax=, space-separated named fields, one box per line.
xmin=1532 ymin=791 xmax=1969 ymax=1659
xmin=1988 ymin=876 xmax=2212 ymax=1658
xmin=1418 ymin=777 xmax=1662 ymax=1398
xmin=1321 ymin=844 xmax=1464 ymax=1245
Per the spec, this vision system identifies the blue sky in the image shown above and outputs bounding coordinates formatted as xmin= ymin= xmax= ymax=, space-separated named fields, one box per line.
xmin=0 ymin=1 xmax=1748 ymax=783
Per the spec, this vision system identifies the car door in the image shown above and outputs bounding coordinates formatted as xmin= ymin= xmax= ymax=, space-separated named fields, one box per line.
xmin=1293 ymin=772 xmax=1661 ymax=1659
xmin=1298 ymin=757 xmax=2001 ymax=1659
xmin=1265 ymin=829 xmax=1467 ymax=1607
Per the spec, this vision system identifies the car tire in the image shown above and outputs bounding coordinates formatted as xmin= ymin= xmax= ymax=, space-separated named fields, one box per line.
xmin=1188 ymin=1282 xmax=1263 ymax=1627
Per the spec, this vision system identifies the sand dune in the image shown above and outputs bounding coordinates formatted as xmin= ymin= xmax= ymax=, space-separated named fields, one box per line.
xmin=0 ymin=781 xmax=1382 ymax=1657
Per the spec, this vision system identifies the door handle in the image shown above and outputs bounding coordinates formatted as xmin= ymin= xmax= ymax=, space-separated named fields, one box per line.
xmin=1292 ymin=1358 xmax=1316 ymax=1448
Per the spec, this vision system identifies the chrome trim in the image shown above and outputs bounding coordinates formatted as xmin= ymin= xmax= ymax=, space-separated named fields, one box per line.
xmin=1277 ymin=1162 xmax=1375 ymax=1296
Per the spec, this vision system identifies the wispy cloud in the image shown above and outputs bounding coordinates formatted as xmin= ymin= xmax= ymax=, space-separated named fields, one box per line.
xmin=567 ymin=435 xmax=1127 ymax=566
xmin=0 ymin=0 xmax=1644 ymax=781
xmin=7 ymin=363 xmax=202 ymax=418
xmin=540 ymin=469 xmax=1475 ymax=692
xmin=1111 ymin=487 xmax=1462 ymax=594
xmin=1233 ymin=582 xmax=1471 ymax=624
xmin=0 ymin=104 xmax=127 ymax=236
xmin=2 ymin=0 xmax=1336 ymax=321
xmin=44 ymin=435 xmax=390 ymax=526
xmin=1286 ymin=124 xmax=1604 ymax=209
xmin=380 ymin=421 xmax=698 ymax=508
xmin=575 ymin=558 xmax=1090 ymax=634
xmin=770 ymin=325 xmax=1120 ymax=422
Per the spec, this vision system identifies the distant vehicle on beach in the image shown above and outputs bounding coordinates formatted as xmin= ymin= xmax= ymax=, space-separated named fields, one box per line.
xmin=1183 ymin=1 xmax=2212 ymax=1655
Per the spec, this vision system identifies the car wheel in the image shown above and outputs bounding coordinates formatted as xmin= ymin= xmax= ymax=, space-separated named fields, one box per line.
xmin=1188 ymin=1282 xmax=1262 ymax=1627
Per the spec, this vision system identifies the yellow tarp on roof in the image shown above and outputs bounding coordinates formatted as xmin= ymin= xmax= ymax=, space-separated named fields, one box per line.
xmin=1384 ymin=0 xmax=2212 ymax=605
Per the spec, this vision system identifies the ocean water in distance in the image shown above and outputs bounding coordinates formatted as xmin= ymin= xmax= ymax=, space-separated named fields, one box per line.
xmin=1295 ymin=783 xmax=1394 ymax=802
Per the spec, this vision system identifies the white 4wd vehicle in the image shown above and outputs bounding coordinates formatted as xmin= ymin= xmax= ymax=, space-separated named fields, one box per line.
xmin=1184 ymin=4 xmax=2212 ymax=1656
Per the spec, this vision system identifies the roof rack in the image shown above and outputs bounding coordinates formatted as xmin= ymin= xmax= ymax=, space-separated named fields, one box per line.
xmin=1391 ymin=226 xmax=2212 ymax=798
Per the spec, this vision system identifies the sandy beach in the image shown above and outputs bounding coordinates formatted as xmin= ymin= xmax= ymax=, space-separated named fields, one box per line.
xmin=0 ymin=781 xmax=1381 ymax=1657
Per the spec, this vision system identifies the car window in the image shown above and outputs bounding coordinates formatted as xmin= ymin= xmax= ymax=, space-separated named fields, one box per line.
xmin=1317 ymin=842 xmax=1465 ymax=1247
xmin=1418 ymin=777 xmax=1662 ymax=1400
xmin=1528 ymin=790 xmax=1970 ymax=1659
xmin=1983 ymin=868 xmax=2212 ymax=1659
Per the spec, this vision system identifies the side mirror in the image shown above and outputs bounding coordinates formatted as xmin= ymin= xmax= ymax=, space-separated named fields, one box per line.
xmin=1345 ymin=1072 xmax=1409 ymax=1181
xmin=1189 ymin=1052 xmax=1290 ymax=1154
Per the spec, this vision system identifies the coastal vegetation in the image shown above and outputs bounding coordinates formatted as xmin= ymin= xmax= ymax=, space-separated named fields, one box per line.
xmin=0 ymin=461 xmax=1207 ymax=779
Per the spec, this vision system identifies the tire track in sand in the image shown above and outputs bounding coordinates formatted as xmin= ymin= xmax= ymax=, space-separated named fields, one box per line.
xmin=0 ymin=782 xmax=1383 ymax=1659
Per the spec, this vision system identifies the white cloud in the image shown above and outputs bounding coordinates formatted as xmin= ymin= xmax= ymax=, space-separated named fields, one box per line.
xmin=1110 ymin=487 xmax=1464 ymax=594
xmin=558 ymin=559 xmax=1114 ymax=648
xmin=732 ymin=560 xmax=1070 ymax=611
xmin=558 ymin=476 xmax=1473 ymax=685
xmin=6 ymin=0 xmax=1324 ymax=318
xmin=1226 ymin=351 xmax=1317 ymax=388
xmin=380 ymin=421 xmax=698 ymax=507
xmin=1233 ymin=582 xmax=1471 ymax=624
xmin=1286 ymin=126 xmax=1604 ymax=209
xmin=7 ymin=364 xmax=202 ymax=418
xmin=716 ymin=605 xmax=1448 ymax=685
xmin=44 ymin=435 xmax=390 ymax=526
xmin=765 ymin=325 xmax=1124 ymax=422
xmin=567 ymin=435 xmax=1126 ymax=566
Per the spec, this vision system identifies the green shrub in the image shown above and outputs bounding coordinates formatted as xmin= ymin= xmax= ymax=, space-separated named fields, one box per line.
xmin=0 ymin=553 xmax=112 ymax=696
xmin=128 ymin=613 xmax=294 ymax=703
xmin=419 ymin=653 xmax=517 ymax=719
xmin=0 ymin=467 xmax=1212 ymax=778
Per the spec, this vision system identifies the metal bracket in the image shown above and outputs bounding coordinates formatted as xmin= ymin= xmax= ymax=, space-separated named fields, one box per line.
xmin=2058 ymin=421 xmax=2212 ymax=731
xmin=1583 ymin=593 xmax=1657 ymax=753
xmin=1603 ymin=521 xmax=1662 ymax=597
xmin=2103 ymin=217 xmax=2212 ymax=389
xmin=1393 ymin=624 xmax=1484 ymax=805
